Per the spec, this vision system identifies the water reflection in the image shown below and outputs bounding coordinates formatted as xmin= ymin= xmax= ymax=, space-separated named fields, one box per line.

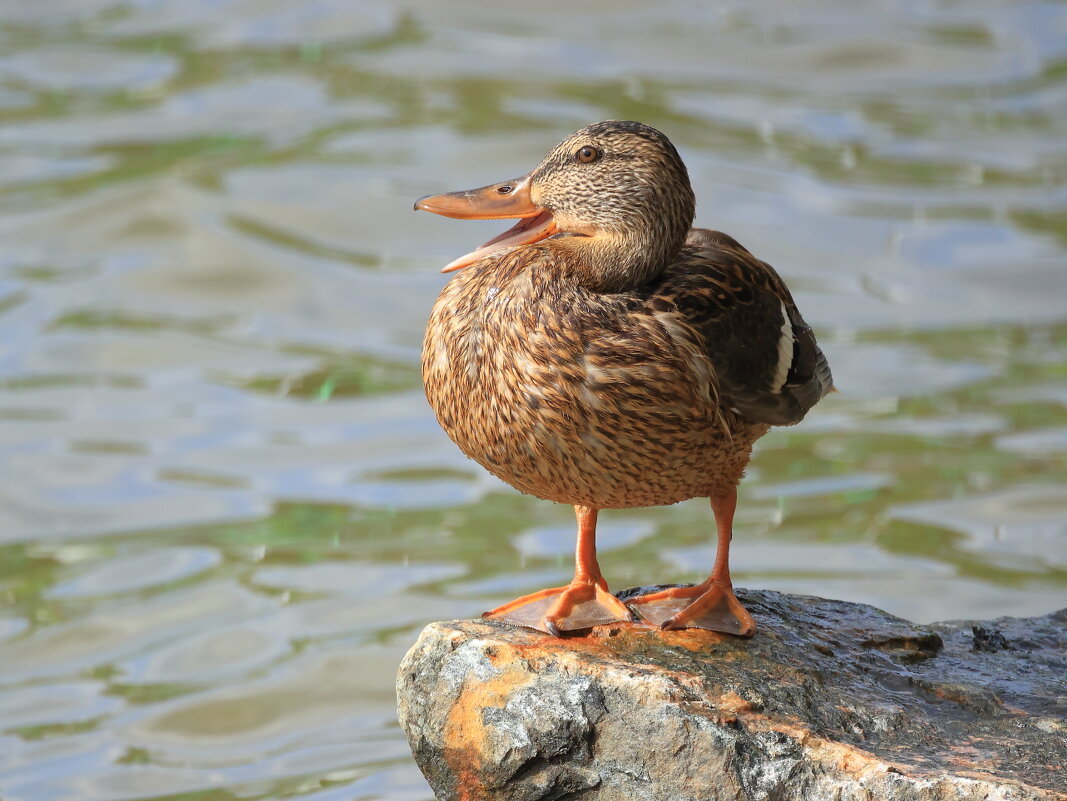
xmin=1 ymin=1 xmax=1065 ymax=800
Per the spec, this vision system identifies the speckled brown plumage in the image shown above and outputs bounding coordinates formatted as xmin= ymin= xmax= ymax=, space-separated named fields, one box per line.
xmin=416 ymin=120 xmax=832 ymax=636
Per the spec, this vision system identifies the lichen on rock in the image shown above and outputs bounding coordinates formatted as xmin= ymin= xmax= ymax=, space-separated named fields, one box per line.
xmin=397 ymin=589 xmax=1067 ymax=801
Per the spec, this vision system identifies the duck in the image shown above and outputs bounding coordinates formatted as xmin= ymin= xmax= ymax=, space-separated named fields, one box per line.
xmin=415 ymin=120 xmax=832 ymax=637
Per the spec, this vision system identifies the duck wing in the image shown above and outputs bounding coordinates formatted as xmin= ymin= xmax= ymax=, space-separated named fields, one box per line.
xmin=649 ymin=228 xmax=833 ymax=426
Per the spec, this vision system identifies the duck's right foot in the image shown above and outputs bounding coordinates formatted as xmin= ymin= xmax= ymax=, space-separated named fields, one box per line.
xmin=483 ymin=580 xmax=634 ymax=636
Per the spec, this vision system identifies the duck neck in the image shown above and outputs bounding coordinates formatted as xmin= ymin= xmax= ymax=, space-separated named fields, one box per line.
xmin=548 ymin=192 xmax=694 ymax=293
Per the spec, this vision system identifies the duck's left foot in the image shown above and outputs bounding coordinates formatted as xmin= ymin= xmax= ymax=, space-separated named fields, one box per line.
xmin=483 ymin=580 xmax=634 ymax=636
xmin=627 ymin=580 xmax=756 ymax=636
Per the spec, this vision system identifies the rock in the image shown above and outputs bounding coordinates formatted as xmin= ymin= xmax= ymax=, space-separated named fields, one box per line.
xmin=396 ymin=589 xmax=1067 ymax=801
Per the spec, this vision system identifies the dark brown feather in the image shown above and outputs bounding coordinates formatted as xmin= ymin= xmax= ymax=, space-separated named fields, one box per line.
xmin=664 ymin=228 xmax=834 ymax=425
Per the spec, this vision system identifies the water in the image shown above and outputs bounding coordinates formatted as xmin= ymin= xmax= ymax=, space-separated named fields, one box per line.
xmin=1 ymin=1 xmax=1066 ymax=799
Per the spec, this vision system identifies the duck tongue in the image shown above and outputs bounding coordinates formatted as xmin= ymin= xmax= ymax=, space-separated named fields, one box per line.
xmin=440 ymin=210 xmax=556 ymax=273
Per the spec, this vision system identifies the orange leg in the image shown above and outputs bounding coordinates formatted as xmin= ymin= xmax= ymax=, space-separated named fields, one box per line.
xmin=627 ymin=489 xmax=755 ymax=636
xmin=483 ymin=505 xmax=634 ymax=636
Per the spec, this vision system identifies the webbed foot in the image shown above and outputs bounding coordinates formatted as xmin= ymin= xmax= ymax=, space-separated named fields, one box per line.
xmin=627 ymin=580 xmax=755 ymax=636
xmin=484 ymin=581 xmax=634 ymax=636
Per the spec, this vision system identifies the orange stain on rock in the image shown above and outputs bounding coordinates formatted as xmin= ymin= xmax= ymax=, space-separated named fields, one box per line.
xmin=716 ymin=690 xmax=753 ymax=714
xmin=441 ymin=650 xmax=534 ymax=801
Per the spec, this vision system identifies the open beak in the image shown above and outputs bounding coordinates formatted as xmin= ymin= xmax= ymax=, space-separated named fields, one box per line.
xmin=414 ymin=175 xmax=557 ymax=272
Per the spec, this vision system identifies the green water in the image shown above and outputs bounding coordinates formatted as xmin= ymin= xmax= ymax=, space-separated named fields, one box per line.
xmin=1 ymin=2 xmax=1066 ymax=800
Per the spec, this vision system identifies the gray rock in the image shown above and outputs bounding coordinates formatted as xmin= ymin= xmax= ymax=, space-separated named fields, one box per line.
xmin=396 ymin=589 xmax=1067 ymax=801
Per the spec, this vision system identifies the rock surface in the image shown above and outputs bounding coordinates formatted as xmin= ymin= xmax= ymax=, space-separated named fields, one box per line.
xmin=396 ymin=589 xmax=1066 ymax=801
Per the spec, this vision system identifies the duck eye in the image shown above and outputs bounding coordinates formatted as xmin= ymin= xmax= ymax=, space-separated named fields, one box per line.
xmin=575 ymin=145 xmax=600 ymax=164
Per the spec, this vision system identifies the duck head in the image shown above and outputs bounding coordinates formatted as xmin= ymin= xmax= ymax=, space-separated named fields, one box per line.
xmin=415 ymin=120 xmax=696 ymax=292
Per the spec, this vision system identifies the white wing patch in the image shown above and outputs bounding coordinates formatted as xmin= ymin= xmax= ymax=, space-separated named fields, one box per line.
xmin=771 ymin=301 xmax=794 ymax=393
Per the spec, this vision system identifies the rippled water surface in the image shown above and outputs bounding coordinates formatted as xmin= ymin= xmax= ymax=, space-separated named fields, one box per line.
xmin=2 ymin=2 xmax=1066 ymax=799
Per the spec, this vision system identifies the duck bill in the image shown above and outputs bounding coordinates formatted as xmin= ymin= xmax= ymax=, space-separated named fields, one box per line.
xmin=414 ymin=175 xmax=557 ymax=272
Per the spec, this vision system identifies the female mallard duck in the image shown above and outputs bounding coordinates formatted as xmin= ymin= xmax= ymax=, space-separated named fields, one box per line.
xmin=416 ymin=120 xmax=832 ymax=637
